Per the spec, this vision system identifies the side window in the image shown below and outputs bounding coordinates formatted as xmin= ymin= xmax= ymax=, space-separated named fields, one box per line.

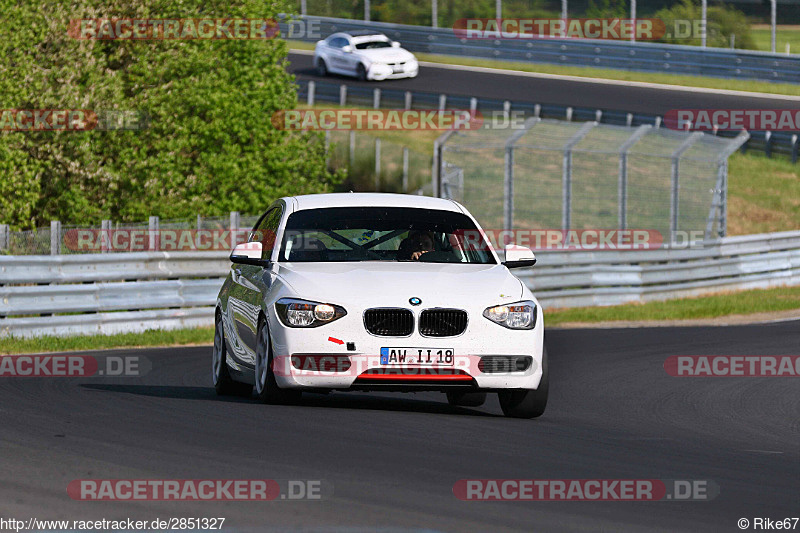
xmin=332 ymin=37 xmax=348 ymax=48
xmin=250 ymin=207 xmax=282 ymax=260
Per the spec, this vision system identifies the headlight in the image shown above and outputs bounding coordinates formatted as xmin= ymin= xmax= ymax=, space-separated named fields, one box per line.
xmin=276 ymin=298 xmax=346 ymax=328
xmin=483 ymin=301 xmax=537 ymax=330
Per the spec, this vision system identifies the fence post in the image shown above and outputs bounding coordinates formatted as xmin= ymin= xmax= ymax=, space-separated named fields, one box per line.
xmin=561 ymin=122 xmax=597 ymax=231
xmin=101 ymin=219 xmax=111 ymax=253
xmin=595 ymin=109 xmax=602 ymax=122
xmin=626 ymin=113 xmax=633 ymax=127
xmin=765 ymin=131 xmax=773 ymax=158
xmin=307 ymin=80 xmax=315 ymax=106
xmin=374 ymin=138 xmax=381 ymax=190
xmin=349 ymin=131 xmax=356 ymax=166
xmin=432 ymin=0 xmax=438 ymax=28
xmin=405 ymin=91 xmax=413 ymax=110
xmin=792 ymin=134 xmax=798 ymax=164
xmin=670 ymin=132 xmax=703 ymax=242
xmin=566 ymin=107 xmax=573 ymax=121
xmin=402 ymin=147 xmax=409 ymax=192
xmin=196 ymin=214 xmax=202 ymax=231
xmin=432 ymin=130 xmax=456 ymax=198
xmin=364 ymin=0 xmax=370 ymax=21
xmin=339 ymin=84 xmax=347 ymax=106
xmin=438 ymin=94 xmax=447 ymax=111
xmin=0 ymin=224 xmax=8 ymax=252
xmin=470 ymin=97 xmax=477 ymax=115
xmin=503 ymin=117 xmax=541 ymax=233
xmin=534 ymin=104 xmax=541 ymax=118
xmin=230 ymin=211 xmax=240 ymax=249
xmin=618 ymin=125 xmax=651 ymax=230
xmin=373 ymin=88 xmax=381 ymax=109
xmin=324 ymin=130 xmax=330 ymax=167
xmin=148 ymin=216 xmax=159 ymax=251
xmin=50 ymin=220 xmax=61 ymax=255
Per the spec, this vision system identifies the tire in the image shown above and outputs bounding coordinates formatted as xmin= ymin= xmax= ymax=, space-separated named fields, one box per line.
xmin=254 ymin=317 xmax=301 ymax=405
xmin=316 ymin=58 xmax=328 ymax=77
xmin=446 ymin=391 xmax=487 ymax=407
xmin=212 ymin=316 xmax=252 ymax=397
xmin=356 ymin=63 xmax=367 ymax=81
xmin=498 ymin=347 xmax=548 ymax=419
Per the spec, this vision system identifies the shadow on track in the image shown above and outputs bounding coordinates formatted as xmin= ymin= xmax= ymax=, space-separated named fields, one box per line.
xmin=80 ymin=384 xmax=499 ymax=417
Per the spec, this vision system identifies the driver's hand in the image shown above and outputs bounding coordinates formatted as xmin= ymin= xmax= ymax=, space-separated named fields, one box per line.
xmin=411 ymin=250 xmax=428 ymax=260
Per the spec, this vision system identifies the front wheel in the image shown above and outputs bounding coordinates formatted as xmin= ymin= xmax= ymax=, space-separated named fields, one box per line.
xmin=254 ymin=318 xmax=301 ymax=405
xmin=316 ymin=58 xmax=328 ymax=76
xmin=356 ymin=63 xmax=368 ymax=81
xmin=498 ymin=347 xmax=548 ymax=419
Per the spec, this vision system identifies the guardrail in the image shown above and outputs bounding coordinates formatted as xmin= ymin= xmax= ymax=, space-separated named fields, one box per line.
xmin=297 ymin=79 xmax=800 ymax=162
xmin=2 ymin=230 xmax=799 ymax=338
xmin=280 ymin=15 xmax=800 ymax=84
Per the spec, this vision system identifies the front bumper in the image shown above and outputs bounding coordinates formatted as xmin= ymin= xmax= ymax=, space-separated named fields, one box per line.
xmin=267 ymin=306 xmax=543 ymax=391
xmin=368 ymin=62 xmax=419 ymax=81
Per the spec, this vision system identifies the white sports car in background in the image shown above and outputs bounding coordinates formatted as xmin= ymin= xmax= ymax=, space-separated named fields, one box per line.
xmin=313 ymin=31 xmax=419 ymax=81
xmin=213 ymin=193 xmax=547 ymax=418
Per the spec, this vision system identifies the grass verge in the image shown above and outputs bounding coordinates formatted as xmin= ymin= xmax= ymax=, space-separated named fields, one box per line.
xmin=750 ymin=26 xmax=800 ymax=54
xmin=287 ymin=40 xmax=800 ymax=97
xmin=0 ymin=327 xmax=214 ymax=355
xmin=545 ymin=285 xmax=800 ymax=326
xmin=727 ymin=151 xmax=800 ymax=235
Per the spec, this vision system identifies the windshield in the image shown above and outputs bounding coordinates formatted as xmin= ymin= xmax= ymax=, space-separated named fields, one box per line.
xmin=354 ymin=40 xmax=392 ymax=50
xmin=279 ymin=207 xmax=495 ymax=264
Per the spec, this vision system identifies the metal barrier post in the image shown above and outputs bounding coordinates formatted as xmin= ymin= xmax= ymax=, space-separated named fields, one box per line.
xmin=339 ymin=85 xmax=347 ymax=106
xmin=562 ymin=122 xmax=597 ymax=230
xmin=50 ymin=220 xmax=61 ymax=256
xmin=405 ymin=91 xmax=412 ymax=110
xmin=349 ymin=131 xmax=356 ymax=166
xmin=307 ymin=81 xmax=315 ymax=106
xmin=375 ymin=138 xmax=381 ymax=189
xmin=402 ymin=147 xmax=409 ymax=192
xmin=373 ymin=88 xmax=381 ymax=109
xmin=0 ymin=224 xmax=8 ymax=252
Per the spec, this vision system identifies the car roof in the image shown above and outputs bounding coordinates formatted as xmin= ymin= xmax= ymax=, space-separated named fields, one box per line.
xmin=286 ymin=193 xmax=463 ymax=213
xmin=341 ymin=30 xmax=386 ymax=38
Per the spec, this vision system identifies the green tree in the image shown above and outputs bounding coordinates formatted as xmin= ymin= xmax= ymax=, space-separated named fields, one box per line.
xmin=654 ymin=0 xmax=755 ymax=49
xmin=0 ymin=0 xmax=340 ymax=229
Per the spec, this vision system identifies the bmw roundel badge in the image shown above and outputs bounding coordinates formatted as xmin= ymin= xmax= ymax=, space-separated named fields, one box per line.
xmin=409 ymin=297 xmax=422 ymax=306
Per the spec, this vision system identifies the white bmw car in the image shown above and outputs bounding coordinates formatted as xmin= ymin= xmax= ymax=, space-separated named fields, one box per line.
xmin=213 ymin=193 xmax=547 ymax=418
xmin=313 ymin=31 xmax=419 ymax=81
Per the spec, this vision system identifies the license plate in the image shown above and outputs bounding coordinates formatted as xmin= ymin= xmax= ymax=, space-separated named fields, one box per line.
xmin=380 ymin=348 xmax=454 ymax=365
xmin=392 ymin=64 xmax=404 ymax=73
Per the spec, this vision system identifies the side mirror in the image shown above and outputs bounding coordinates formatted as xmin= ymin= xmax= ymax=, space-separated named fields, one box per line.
xmin=342 ymin=45 xmax=353 ymax=53
xmin=230 ymin=242 xmax=268 ymax=267
xmin=502 ymin=244 xmax=536 ymax=269
xmin=391 ymin=41 xmax=401 ymax=47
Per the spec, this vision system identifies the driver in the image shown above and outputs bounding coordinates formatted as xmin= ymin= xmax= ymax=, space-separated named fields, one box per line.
xmin=397 ymin=230 xmax=435 ymax=261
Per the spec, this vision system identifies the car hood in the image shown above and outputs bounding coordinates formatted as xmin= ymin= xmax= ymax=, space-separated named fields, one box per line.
xmin=275 ymin=262 xmax=524 ymax=309
xmin=355 ymin=48 xmax=415 ymax=63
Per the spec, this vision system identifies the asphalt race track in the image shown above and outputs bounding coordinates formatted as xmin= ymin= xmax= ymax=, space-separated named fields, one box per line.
xmin=287 ymin=51 xmax=800 ymax=116
xmin=1 ymin=321 xmax=798 ymax=532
